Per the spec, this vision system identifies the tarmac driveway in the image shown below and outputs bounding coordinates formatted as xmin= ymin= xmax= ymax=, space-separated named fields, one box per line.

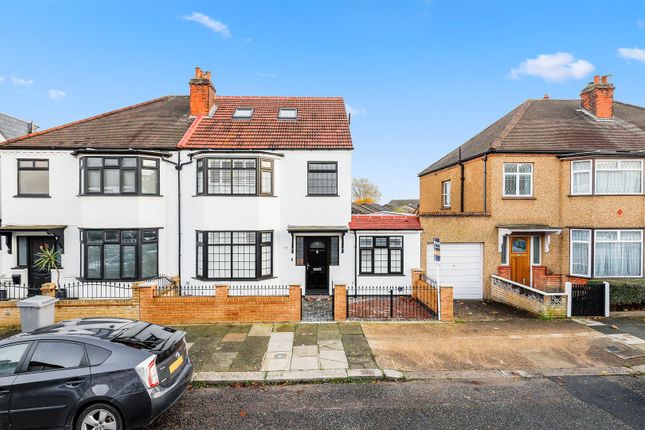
xmin=362 ymin=318 xmax=634 ymax=371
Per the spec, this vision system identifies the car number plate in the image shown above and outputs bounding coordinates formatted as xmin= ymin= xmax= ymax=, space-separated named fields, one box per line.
xmin=169 ymin=355 xmax=184 ymax=374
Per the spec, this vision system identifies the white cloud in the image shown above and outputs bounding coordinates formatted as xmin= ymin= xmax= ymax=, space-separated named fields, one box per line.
xmin=345 ymin=103 xmax=366 ymax=117
xmin=507 ymin=52 xmax=594 ymax=82
xmin=255 ymin=72 xmax=277 ymax=78
xmin=48 ymin=89 xmax=67 ymax=100
xmin=637 ymin=19 xmax=644 ymax=28
xmin=618 ymin=47 xmax=645 ymax=63
xmin=11 ymin=76 xmax=34 ymax=86
xmin=182 ymin=12 xmax=231 ymax=38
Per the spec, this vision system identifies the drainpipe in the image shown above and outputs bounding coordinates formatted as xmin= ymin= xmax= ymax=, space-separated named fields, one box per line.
xmin=353 ymin=231 xmax=358 ymax=297
xmin=459 ymin=147 xmax=465 ymax=212
xmin=176 ymin=149 xmax=182 ymax=279
xmin=483 ymin=153 xmax=488 ymax=213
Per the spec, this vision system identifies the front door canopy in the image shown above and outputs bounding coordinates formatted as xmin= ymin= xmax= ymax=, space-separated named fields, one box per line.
xmin=497 ymin=225 xmax=561 ymax=253
xmin=0 ymin=225 xmax=67 ymax=253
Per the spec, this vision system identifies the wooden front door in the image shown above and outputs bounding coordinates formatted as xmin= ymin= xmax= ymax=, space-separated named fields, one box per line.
xmin=510 ymin=236 xmax=530 ymax=286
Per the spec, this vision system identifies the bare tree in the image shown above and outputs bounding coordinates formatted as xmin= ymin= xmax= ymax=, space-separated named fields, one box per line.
xmin=352 ymin=178 xmax=382 ymax=203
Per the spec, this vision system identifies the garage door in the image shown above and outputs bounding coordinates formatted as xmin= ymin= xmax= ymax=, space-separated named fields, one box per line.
xmin=427 ymin=243 xmax=483 ymax=300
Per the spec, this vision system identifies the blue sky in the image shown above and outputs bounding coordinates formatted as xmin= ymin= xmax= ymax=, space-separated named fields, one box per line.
xmin=2 ymin=0 xmax=644 ymax=202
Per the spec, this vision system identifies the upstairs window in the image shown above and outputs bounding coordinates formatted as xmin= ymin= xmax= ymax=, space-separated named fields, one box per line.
xmin=503 ymin=163 xmax=533 ymax=197
xmin=307 ymin=162 xmax=338 ymax=196
xmin=17 ymin=159 xmax=49 ymax=196
xmin=278 ymin=108 xmax=298 ymax=119
xmin=441 ymin=180 xmax=451 ymax=207
xmin=232 ymin=108 xmax=253 ymax=119
xmin=196 ymin=158 xmax=273 ymax=196
xmin=81 ymin=157 xmax=159 ymax=195
xmin=571 ymin=160 xmax=592 ymax=195
xmin=595 ymin=160 xmax=642 ymax=195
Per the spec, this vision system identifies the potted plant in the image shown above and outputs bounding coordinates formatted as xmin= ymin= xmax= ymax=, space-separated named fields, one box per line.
xmin=34 ymin=244 xmax=66 ymax=298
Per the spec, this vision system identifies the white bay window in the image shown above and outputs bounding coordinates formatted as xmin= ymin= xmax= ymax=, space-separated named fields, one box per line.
xmin=570 ymin=229 xmax=643 ymax=278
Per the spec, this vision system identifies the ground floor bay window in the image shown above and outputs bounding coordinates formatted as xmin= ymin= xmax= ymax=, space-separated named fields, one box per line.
xmin=82 ymin=229 xmax=158 ymax=280
xmin=359 ymin=236 xmax=403 ymax=275
xmin=196 ymin=231 xmax=273 ymax=280
xmin=571 ymin=229 xmax=643 ymax=278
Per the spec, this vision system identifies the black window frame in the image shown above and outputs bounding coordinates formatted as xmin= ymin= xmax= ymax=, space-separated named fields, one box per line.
xmin=80 ymin=156 xmax=160 ymax=196
xmin=17 ymin=158 xmax=50 ymax=197
xmin=307 ymin=161 xmax=338 ymax=196
xmin=196 ymin=230 xmax=273 ymax=280
xmin=196 ymin=157 xmax=275 ymax=197
xmin=294 ymin=236 xmax=340 ymax=267
xmin=358 ymin=235 xmax=404 ymax=276
xmin=81 ymin=228 xmax=159 ymax=281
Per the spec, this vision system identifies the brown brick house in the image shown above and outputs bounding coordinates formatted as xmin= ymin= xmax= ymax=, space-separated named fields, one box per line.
xmin=419 ymin=76 xmax=645 ymax=300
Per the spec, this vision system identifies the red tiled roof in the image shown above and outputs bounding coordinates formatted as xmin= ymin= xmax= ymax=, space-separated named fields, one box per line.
xmin=179 ymin=96 xmax=353 ymax=149
xmin=349 ymin=215 xmax=422 ymax=231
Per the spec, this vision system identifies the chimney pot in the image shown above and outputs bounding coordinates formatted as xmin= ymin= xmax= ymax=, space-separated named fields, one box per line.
xmin=543 ymin=94 xmax=550 ymax=100
xmin=593 ymin=75 xmax=600 ymax=84
xmin=206 ymin=71 xmax=212 ymax=80
xmin=195 ymin=67 xmax=202 ymax=78
xmin=601 ymin=75 xmax=608 ymax=84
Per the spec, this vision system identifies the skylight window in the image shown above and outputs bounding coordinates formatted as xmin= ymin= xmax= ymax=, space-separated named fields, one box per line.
xmin=278 ymin=108 xmax=298 ymax=120
xmin=233 ymin=108 xmax=254 ymax=119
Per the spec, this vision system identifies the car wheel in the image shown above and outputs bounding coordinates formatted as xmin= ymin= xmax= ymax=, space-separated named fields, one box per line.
xmin=76 ymin=403 xmax=123 ymax=430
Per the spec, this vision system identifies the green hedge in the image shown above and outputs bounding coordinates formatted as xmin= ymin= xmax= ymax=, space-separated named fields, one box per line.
xmin=587 ymin=279 xmax=645 ymax=306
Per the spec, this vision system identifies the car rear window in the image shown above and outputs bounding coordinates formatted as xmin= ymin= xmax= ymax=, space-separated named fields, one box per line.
xmin=86 ymin=344 xmax=112 ymax=366
xmin=27 ymin=341 xmax=87 ymax=372
xmin=111 ymin=322 xmax=178 ymax=350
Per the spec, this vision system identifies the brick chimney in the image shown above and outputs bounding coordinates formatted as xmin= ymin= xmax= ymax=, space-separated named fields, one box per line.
xmin=580 ymin=75 xmax=614 ymax=119
xmin=189 ymin=67 xmax=216 ymax=116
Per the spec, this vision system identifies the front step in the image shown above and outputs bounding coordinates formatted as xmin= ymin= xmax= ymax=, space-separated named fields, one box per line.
xmin=302 ymin=296 xmax=333 ymax=322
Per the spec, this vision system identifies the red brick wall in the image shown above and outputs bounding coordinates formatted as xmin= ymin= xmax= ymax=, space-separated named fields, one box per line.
xmin=531 ymin=266 xmax=562 ymax=292
xmin=139 ymin=285 xmax=301 ymax=325
xmin=334 ymin=285 xmax=347 ymax=321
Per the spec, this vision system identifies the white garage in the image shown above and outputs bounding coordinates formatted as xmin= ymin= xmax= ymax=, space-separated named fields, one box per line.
xmin=427 ymin=243 xmax=483 ymax=300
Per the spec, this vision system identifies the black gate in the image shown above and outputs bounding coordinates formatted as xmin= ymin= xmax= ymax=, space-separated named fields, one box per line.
xmin=571 ymin=283 xmax=605 ymax=316
xmin=347 ymin=285 xmax=435 ymax=320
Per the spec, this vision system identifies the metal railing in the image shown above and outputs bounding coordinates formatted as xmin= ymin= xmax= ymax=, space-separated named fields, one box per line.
xmin=57 ymin=281 xmax=133 ymax=300
xmin=153 ymin=283 xmax=292 ymax=298
xmin=0 ymin=282 xmax=30 ymax=300
xmin=228 ymin=285 xmax=290 ymax=297
xmin=347 ymin=285 xmax=435 ymax=320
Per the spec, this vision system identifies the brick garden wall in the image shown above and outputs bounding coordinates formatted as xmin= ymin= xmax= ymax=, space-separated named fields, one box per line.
xmin=411 ymin=269 xmax=454 ymax=322
xmin=491 ymin=275 xmax=567 ymax=318
xmin=139 ymin=285 xmax=302 ymax=325
xmin=0 ymin=301 xmax=21 ymax=327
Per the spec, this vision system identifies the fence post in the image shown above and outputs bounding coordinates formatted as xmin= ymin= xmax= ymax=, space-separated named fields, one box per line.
xmin=40 ymin=283 xmax=56 ymax=297
xmin=389 ymin=289 xmax=394 ymax=318
xmin=603 ymin=281 xmax=610 ymax=317
xmin=333 ymin=284 xmax=347 ymax=321
xmin=565 ymin=281 xmax=572 ymax=318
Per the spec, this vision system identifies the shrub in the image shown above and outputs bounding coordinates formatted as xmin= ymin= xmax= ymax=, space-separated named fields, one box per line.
xmin=588 ymin=279 xmax=645 ymax=307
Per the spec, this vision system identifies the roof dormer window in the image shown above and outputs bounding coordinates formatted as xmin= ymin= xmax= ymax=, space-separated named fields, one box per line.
xmin=232 ymin=108 xmax=254 ymax=119
xmin=278 ymin=108 xmax=298 ymax=120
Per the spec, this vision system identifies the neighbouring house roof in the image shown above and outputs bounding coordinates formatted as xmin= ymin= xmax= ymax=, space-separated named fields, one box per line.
xmin=386 ymin=199 xmax=419 ymax=209
xmin=420 ymin=99 xmax=645 ymax=176
xmin=0 ymin=113 xmax=37 ymax=142
xmin=179 ymin=96 xmax=353 ymax=150
xmin=1 ymin=96 xmax=194 ymax=149
xmin=351 ymin=202 xmax=389 ymax=214
xmin=349 ymin=215 xmax=422 ymax=231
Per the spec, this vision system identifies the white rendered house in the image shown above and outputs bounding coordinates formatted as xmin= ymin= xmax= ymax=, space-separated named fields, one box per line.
xmin=0 ymin=68 xmax=419 ymax=297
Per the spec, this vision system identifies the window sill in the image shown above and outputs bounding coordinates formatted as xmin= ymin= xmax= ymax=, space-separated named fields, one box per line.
xmin=568 ymin=194 xmax=644 ymax=197
xmin=358 ymin=273 xmax=406 ymax=277
xmin=192 ymin=276 xmax=277 ymax=282
xmin=78 ymin=194 xmax=163 ymax=197
xmin=502 ymin=196 xmax=535 ymax=200
xmin=306 ymin=194 xmax=339 ymax=197
xmin=13 ymin=194 xmax=51 ymax=198
xmin=441 ymin=206 xmax=452 ymax=210
xmin=192 ymin=194 xmax=276 ymax=198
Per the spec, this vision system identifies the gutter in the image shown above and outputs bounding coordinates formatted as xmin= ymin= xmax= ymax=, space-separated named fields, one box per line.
xmin=459 ymin=147 xmax=465 ymax=213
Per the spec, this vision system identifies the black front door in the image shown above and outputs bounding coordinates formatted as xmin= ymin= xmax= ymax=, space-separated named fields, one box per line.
xmin=305 ymin=237 xmax=329 ymax=295
xmin=27 ymin=237 xmax=55 ymax=295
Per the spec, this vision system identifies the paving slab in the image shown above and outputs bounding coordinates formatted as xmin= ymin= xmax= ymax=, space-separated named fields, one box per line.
xmin=267 ymin=340 xmax=293 ymax=353
xmin=290 ymin=356 xmax=319 ymax=370
xmin=262 ymin=352 xmax=292 ymax=371
xmin=339 ymin=323 xmax=364 ymax=335
xmin=215 ymin=341 xmax=244 ymax=353
xmin=209 ymin=352 xmax=239 ymax=372
xmin=273 ymin=323 xmax=296 ymax=332
xmin=318 ymin=331 xmax=342 ymax=341
xmin=347 ymin=355 xmax=378 ymax=369
xmin=293 ymin=333 xmax=318 ymax=346
xmin=320 ymin=349 xmax=348 ymax=369
xmin=293 ymin=345 xmax=318 ymax=357
xmin=270 ymin=332 xmax=295 ymax=342
xmin=222 ymin=332 xmax=247 ymax=343
xmin=248 ymin=324 xmax=273 ymax=337
xmin=227 ymin=324 xmax=252 ymax=333
xmin=229 ymin=336 xmax=270 ymax=372
xmin=319 ymin=340 xmax=344 ymax=351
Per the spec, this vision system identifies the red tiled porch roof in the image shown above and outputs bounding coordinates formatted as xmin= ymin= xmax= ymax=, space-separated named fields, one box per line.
xmin=349 ymin=215 xmax=422 ymax=231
